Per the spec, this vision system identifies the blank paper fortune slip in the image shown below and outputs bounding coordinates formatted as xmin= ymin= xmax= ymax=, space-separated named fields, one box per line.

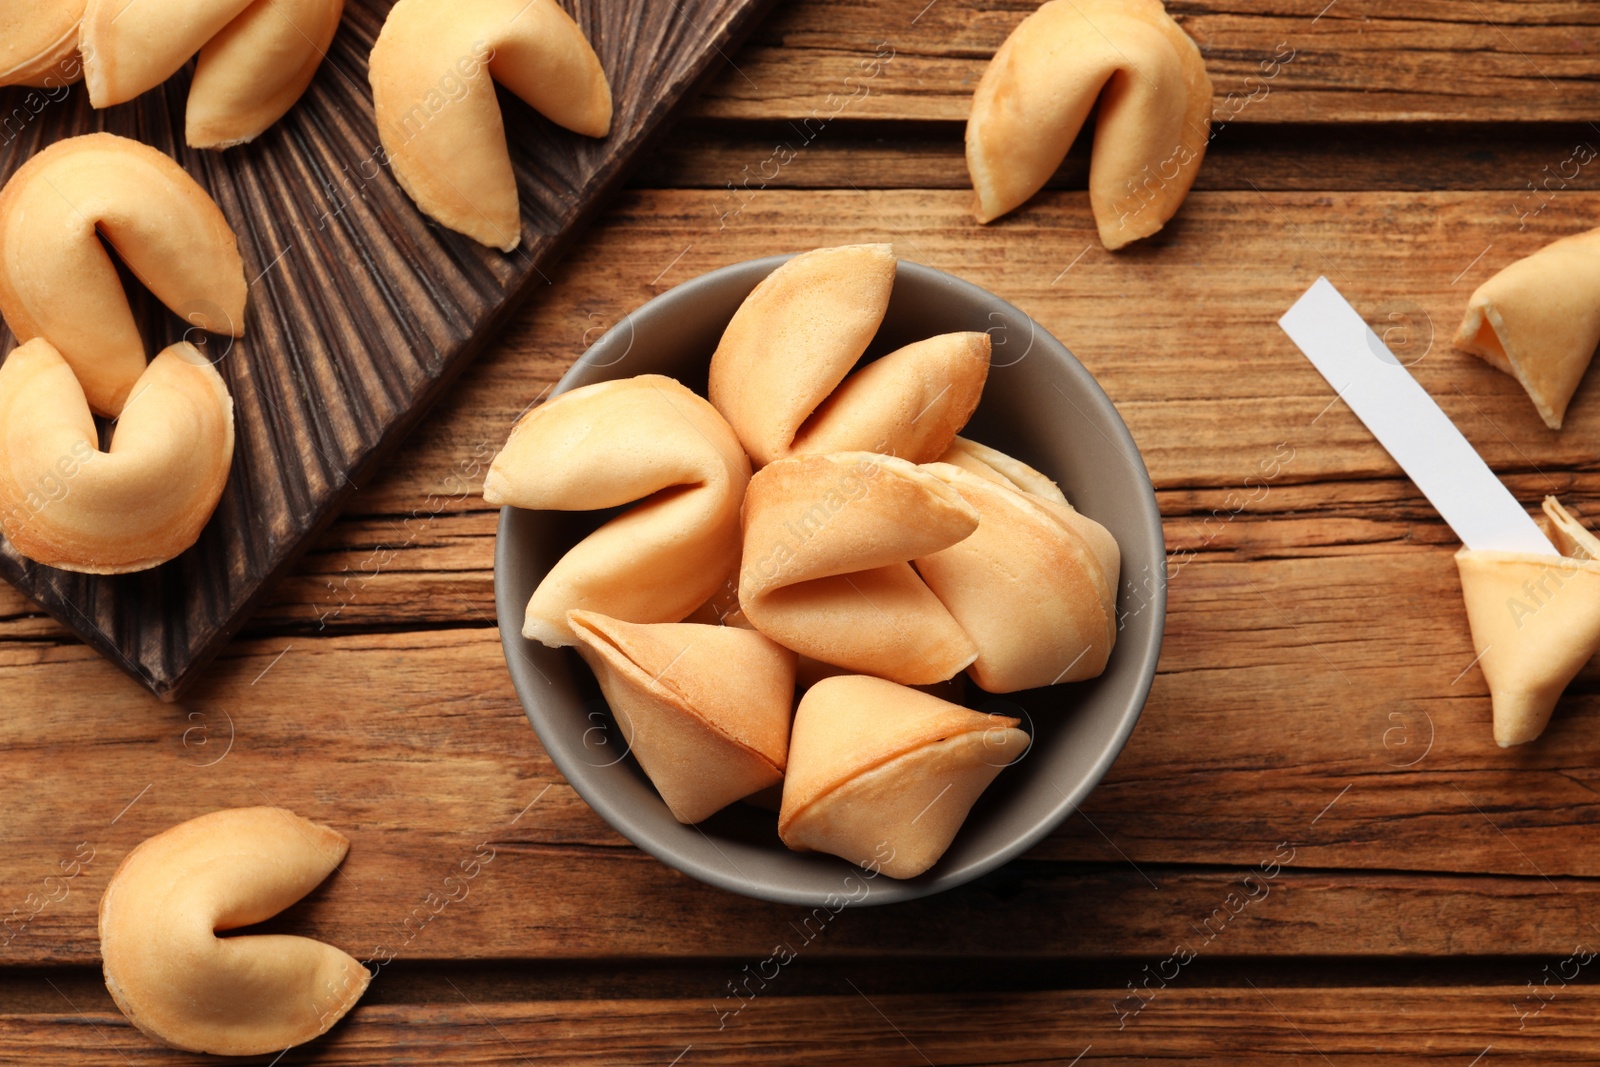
xmin=1279 ymin=277 xmax=1558 ymax=558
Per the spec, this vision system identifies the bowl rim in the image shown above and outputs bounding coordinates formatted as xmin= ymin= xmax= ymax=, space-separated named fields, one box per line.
xmin=494 ymin=252 xmax=1166 ymax=905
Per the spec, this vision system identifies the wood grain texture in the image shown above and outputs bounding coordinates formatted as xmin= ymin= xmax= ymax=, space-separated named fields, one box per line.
xmin=689 ymin=0 xmax=1600 ymax=123
xmin=6 ymin=602 xmax=1600 ymax=965
xmin=5 ymin=0 xmax=1600 ymax=1059
xmin=636 ymin=120 xmax=1600 ymax=193
xmin=0 ymin=0 xmax=776 ymax=699
xmin=4 ymin=987 xmax=1599 ymax=1063
xmin=171 ymin=184 xmax=1600 ymax=495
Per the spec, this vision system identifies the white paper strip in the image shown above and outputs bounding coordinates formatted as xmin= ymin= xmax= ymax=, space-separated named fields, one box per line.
xmin=1278 ymin=277 xmax=1557 ymax=556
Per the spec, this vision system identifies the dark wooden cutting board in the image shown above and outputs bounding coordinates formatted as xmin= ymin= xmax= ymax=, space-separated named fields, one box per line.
xmin=0 ymin=0 xmax=774 ymax=699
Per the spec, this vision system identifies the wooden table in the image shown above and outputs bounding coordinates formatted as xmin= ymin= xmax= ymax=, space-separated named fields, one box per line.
xmin=6 ymin=1 xmax=1600 ymax=1061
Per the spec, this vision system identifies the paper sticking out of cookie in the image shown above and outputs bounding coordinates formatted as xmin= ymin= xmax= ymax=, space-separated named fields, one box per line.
xmin=1279 ymin=277 xmax=1596 ymax=747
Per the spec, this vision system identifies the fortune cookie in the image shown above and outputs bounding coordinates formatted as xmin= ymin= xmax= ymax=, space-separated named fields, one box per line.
xmin=708 ymin=244 xmax=991 ymax=466
xmin=0 ymin=338 xmax=233 ymax=573
xmin=739 ymin=452 xmax=979 ymax=686
xmin=569 ymin=610 xmax=796 ymax=823
xmin=370 ymin=0 xmax=612 ymax=250
xmin=1455 ymin=227 xmax=1600 ymax=430
xmin=80 ymin=0 xmax=344 ymax=148
xmin=1457 ymin=497 xmax=1600 ymax=747
xmin=1 ymin=0 xmax=84 ymax=87
xmin=99 ymin=807 xmax=369 ymax=1055
xmin=966 ymin=0 xmax=1212 ymax=248
xmin=484 ymin=375 xmax=751 ymax=647
xmin=916 ymin=439 xmax=1120 ymax=691
xmin=0 ymin=133 xmax=247 ymax=416
xmin=779 ymin=675 xmax=1028 ymax=879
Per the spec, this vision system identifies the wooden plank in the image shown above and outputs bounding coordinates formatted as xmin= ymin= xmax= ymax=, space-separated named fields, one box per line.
xmin=4 ymin=986 xmax=1598 ymax=1063
xmin=268 ymin=186 xmax=1600 ymax=502
xmin=254 ymin=510 xmax=502 ymax=635
xmin=0 ymin=468 xmax=1572 ymax=641
xmin=634 ymin=120 xmax=1600 ymax=193
xmin=0 ymin=472 xmax=1526 ymax=641
xmin=0 ymin=955 xmax=1561 ymax=1011
xmin=9 ymin=619 xmax=1600 ymax=964
xmin=0 ymin=0 xmax=776 ymax=699
xmin=689 ymin=0 xmax=1600 ymax=124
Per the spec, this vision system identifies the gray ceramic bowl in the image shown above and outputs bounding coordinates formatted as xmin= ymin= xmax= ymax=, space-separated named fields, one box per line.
xmin=494 ymin=255 xmax=1165 ymax=906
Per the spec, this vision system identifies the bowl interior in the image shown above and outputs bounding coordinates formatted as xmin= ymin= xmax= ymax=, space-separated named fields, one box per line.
xmin=494 ymin=256 xmax=1166 ymax=906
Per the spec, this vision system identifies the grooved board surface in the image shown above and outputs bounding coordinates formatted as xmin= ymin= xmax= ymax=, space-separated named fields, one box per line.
xmin=0 ymin=0 xmax=776 ymax=698
xmin=689 ymin=0 xmax=1600 ymax=123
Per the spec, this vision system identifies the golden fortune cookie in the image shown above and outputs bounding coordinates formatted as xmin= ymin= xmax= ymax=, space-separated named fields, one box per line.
xmin=0 ymin=133 xmax=246 ymax=416
xmin=0 ymin=338 xmax=233 ymax=573
xmin=484 ymin=374 xmax=751 ymax=647
xmin=1 ymin=0 xmax=84 ymax=87
xmin=1455 ymin=227 xmax=1600 ymax=430
xmin=568 ymin=610 xmax=796 ymax=823
xmin=916 ymin=438 xmax=1120 ymax=692
xmin=370 ymin=0 xmax=611 ymax=250
xmin=708 ymin=244 xmax=990 ymax=466
xmin=966 ymin=0 xmax=1212 ymax=248
xmin=779 ymin=675 xmax=1028 ymax=879
xmin=99 ymin=807 xmax=369 ymax=1055
xmin=738 ymin=451 xmax=979 ymax=686
xmin=81 ymin=0 xmax=344 ymax=148
xmin=1456 ymin=497 xmax=1600 ymax=747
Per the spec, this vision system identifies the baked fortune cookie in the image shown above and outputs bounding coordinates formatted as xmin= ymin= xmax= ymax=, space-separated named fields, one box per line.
xmin=1457 ymin=497 xmax=1600 ymax=747
xmin=916 ymin=438 xmax=1120 ymax=691
xmin=99 ymin=807 xmax=369 ymax=1055
xmin=568 ymin=610 xmax=796 ymax=823
xmin=708 ymin=244 xmax=991 ymax=467
xmin=966 ymin=0 xmax=1212 ymax=248
xmin=80 ymin=0 xmax=345 ymax=148
xmin=0 ymin=133 xmax=247 ymax=416
xmin=738 ymin=451 xmax=979 ymax=686
xmin=1455 ymin=227 xmax=1600 ymax=430
xmin=485 ymin=375 xmax=751 ymax=647
xmin=370 ymin=0 xmax=612 ymax=250
xmin=0 ymin=338 xmax=233 ymax=573
xmin=1 ymin=0 xmax=84 ymax=87
xmin=779 ymin=675 xmax=1028 ymax=879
